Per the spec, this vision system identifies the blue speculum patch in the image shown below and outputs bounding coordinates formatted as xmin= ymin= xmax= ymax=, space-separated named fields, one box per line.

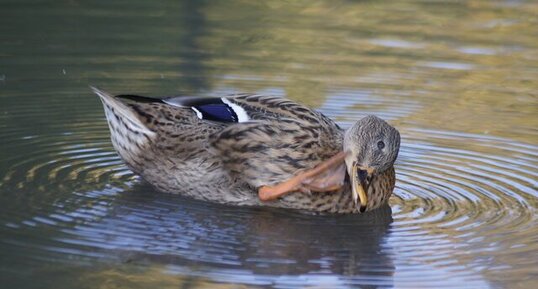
xmin=194 ymin=103 xmax=238 ymax=122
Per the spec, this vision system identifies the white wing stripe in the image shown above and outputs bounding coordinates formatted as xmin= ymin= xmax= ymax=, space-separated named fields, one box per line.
xmin=191 ymin=107 xmax=203 ymax=119
xmin=221 ymin=97 xmax=250 ymax=122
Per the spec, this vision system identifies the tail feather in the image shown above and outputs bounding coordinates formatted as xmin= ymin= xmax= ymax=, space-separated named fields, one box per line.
xmin=90 ymin=86 xmax=155 ymax=137
xmin=91 ymin=86 xmax=156 ymax=164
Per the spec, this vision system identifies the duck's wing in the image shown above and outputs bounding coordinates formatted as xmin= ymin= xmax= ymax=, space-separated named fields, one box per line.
xmin=163 ymin=93 xmax=341 ymax=126
xmin=208 ymin=95 xmax=346 ymax=197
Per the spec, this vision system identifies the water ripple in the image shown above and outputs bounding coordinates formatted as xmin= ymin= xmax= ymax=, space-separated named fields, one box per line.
xmin=0 ymin=93 xmax=536 ymax=288
xmin=1 ymin=0 xmax=537 ymax=287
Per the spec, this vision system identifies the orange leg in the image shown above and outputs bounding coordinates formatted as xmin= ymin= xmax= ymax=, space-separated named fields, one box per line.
xmin=258 ymin=151 xmax=347 ymax=202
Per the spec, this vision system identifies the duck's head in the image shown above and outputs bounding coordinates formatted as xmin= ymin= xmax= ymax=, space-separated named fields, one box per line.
xmin=343 ymin=115 xmax=400 ymax=211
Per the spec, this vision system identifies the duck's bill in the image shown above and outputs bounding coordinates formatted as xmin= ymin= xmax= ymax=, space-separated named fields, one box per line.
xmin=351 ymin=164 xmax=369 ymax=212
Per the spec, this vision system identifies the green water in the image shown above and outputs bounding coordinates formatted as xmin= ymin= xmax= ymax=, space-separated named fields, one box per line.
xmin=1 ymin=1 xmax=537 ymax=288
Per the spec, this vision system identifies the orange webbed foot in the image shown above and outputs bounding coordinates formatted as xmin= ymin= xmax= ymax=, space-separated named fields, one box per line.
xmin=258 ymin=151 xmax=347 ymax=202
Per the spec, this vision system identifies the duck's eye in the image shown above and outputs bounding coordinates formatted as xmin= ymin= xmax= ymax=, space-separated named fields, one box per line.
xmin=377 ymin=140 xmax=385 ymax=150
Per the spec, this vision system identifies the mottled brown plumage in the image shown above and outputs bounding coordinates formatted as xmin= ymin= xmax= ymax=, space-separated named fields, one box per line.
xmin=92 ymin=87 xmax=400 ymax=214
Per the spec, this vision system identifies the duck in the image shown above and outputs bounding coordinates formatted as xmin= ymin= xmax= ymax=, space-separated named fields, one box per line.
xmin=91 ymin=86 xmax=400 ymax=214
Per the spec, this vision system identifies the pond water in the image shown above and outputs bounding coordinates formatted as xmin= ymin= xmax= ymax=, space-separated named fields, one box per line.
xmin=1 ymin=1 xmax=537 ymax=288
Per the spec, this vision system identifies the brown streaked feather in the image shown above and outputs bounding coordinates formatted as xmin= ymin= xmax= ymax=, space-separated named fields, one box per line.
xmin=210 ymin=118 xmax=343 ymax=188
xmin=226 ymin=94 xmax=337 ymax=126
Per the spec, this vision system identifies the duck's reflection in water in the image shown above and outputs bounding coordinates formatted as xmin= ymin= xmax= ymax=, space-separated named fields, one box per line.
xmin=68 ymin=184 xmax=394 ymax=286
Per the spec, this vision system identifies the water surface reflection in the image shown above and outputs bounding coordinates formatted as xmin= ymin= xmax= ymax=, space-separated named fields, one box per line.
xmin=1 ymin=0 xmax=537 ymax=288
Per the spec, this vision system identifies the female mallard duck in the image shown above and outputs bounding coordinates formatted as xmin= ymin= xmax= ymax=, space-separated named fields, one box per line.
xmin=91 ymin=86 xmax=400 ymax=214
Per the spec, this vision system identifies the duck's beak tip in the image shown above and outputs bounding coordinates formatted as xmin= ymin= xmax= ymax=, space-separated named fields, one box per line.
xmin=351 ymin=164 xmax=370 ymax=212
